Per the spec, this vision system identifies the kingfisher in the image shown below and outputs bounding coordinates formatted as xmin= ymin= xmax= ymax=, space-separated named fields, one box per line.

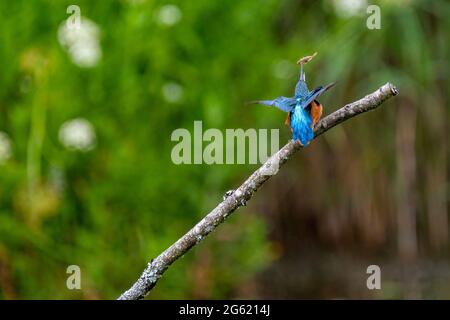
xmin=250 ymin=53 xmax=335 ymax=146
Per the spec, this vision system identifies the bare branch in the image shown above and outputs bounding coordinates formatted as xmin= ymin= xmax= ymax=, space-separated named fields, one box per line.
xmin=118 ymin=82 xmax=398 ymax=300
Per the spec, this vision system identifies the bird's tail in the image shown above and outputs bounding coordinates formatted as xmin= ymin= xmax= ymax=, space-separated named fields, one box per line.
xmin=323 ymin=82 xmax=336 ymax=92
xmin=246 ymin=100 xmax=272 ymax=106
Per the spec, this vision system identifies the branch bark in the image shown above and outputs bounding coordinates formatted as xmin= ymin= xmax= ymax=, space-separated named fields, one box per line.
xmin=118 ymin=82 xmax=398 ymax=300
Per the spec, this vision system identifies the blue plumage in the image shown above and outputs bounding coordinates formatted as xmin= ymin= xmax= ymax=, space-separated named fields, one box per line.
xmin=250 ymin=54 xmax=334 ymax=146
xmin=291 ymin=103 xmax=314 ymax=146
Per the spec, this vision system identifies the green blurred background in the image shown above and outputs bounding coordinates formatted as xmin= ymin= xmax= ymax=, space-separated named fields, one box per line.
xmin=0 ymin=0 xmax=449 ymax=299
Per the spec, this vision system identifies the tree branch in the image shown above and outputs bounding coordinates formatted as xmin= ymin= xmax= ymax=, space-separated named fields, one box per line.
xmin=118 ymin=82 xmax=398 ymax=300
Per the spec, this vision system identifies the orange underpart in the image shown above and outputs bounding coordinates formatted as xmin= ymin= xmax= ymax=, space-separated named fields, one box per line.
xmin=285 ymin=113 xmax=292 ymax=131
xmin=310 ymin=100 xmax=323 ymax=128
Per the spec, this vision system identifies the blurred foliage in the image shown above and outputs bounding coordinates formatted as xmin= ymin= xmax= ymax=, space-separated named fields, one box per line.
xmin=0 ymin=0 xmax=449 ymax=299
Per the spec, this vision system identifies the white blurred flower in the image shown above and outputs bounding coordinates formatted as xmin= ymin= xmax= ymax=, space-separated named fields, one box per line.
xmin=0 ymin=132 xmax=12 ymax=164
xmin=156 ymin=4 xmax=182 ymax=26
xmin=162 ymin=82 xmax=184 ymax=103
xmin=333 ymin=0 xmax=367 ymax=17
xmin=59 ymin=118 xmax=96 ymax=152
xmin=58 ymin=17 xmax=102 ymax=68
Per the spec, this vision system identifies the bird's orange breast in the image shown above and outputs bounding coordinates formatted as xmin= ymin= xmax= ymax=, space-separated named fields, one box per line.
xmin=285 ymin=112 xmax=292 ymax=131
xmin=310 ymin=100 xmax=323 ymax=128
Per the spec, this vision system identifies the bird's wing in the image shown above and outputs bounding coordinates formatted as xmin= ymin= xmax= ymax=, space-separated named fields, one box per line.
xmin=300 ymin=82 xmax=336 ymax=109
xmin=248 ymin=96 xmax=296 ymax=112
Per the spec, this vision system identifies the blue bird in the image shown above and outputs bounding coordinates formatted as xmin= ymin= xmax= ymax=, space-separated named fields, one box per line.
xmin=250 ymin=53 xmax=335 ymax=146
